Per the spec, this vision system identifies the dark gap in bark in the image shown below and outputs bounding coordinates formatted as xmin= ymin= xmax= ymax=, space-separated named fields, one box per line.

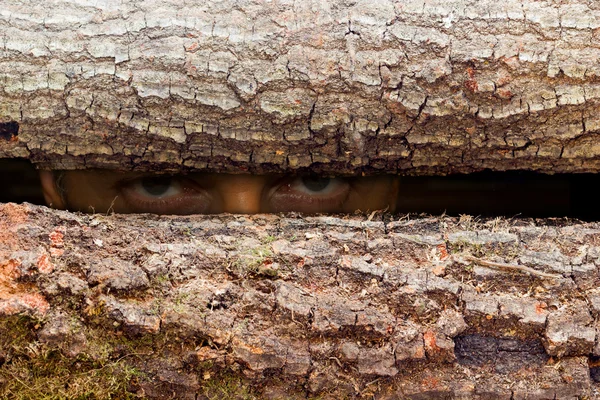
xmin=396 ymin=171 xmax=600 ymax=221
xmin=0 ymin=159 xmax=45 ymax=204
xmin=454 ymin=335 xmax=548 ymax=373
xmin=1 ymin=161 xmax=600 ymax=220
xmin=0 ymin=121 xmax=18 ymax=140
xmin=590 ymin=357 xmax=600 ymax=382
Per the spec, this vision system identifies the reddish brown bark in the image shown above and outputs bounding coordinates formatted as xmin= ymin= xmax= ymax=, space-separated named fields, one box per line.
xmin=1 ymin=203 xmax=599 ymax=398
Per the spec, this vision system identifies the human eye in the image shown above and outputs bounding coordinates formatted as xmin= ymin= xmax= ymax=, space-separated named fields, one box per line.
xmin=267 ymin=176 xmax=352 ymax=213
xmin=119 ymin=175 xmax=211 ymax=214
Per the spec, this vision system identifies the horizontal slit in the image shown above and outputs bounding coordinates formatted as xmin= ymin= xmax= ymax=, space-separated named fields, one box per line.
xmin=1 ymin=161 xmax=600 ymax=220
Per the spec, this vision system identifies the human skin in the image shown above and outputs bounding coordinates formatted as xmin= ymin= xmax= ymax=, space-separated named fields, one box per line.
xmin=39 ymin=170 xmax=399 ymax=215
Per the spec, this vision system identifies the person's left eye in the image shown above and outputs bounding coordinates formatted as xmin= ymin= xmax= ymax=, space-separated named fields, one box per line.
xmin=119 ymin=175 xmax=211 ymax=214
xmin=267 ymin=176 xmax=352 ymax=213
xmin=132 ymin=176 xmax=183 ymax=198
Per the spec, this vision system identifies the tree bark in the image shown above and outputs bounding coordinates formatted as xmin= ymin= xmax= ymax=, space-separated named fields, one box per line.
xmin=1 ymin=202 xmax=600 ymax=398
xmin=2 ymin=0 xmax=600 ymax=174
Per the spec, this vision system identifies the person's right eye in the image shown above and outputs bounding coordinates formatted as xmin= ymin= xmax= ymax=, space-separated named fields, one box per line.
xmin=119 ymin=175 xmax=212 ymax=214
xmin=267 ymin=176 xmax=352 ymax=213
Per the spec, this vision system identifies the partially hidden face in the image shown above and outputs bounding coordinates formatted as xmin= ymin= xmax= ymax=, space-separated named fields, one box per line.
xmin=39 ymin=170 xmax=399 ymax=215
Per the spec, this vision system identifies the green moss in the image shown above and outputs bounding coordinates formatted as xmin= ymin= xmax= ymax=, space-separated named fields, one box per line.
xmin=1 ymin=355 xmax=142 ymax=399
xmin=228 ymin=244 xmax=276 ymax=278
xmin=0 ymin=316 xmax=144 ymax=399
xmin=449 ymin=238 xmax=520 ymax=262
xmin=0 ymin=314 xmax=279 ymax=399
xmin=200 ymin=374 xmax=257 ymax=400
xmin=448 ymin=239 xmax=485 ymax=256
xmin=152 ymin=274 xmax=170 ymax=286
xmin=262 ymin=235 xmax=277 ymax=244
xmin=247 ymin=246 xmax=273 ymax=264
xmin=0 ymin=315 xmax=39 ymax=349
xmin=180 ymin=226 xmax=193 ymax=237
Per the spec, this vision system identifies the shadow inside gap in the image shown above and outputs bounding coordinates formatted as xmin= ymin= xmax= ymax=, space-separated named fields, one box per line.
xmin=395 ymin=171 xmax=598 ymax=221
xmin=1 ymin=159 xmax=599 ymax=220
xmin=0 ymin=159 xmax=45 ymax=205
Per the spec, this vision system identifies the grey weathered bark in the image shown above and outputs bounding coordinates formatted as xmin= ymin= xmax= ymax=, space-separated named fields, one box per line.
xmin=2 ymin=0 xmax=600 ymax=174
xmin=2 ymin=203 xmax=600 ymax=398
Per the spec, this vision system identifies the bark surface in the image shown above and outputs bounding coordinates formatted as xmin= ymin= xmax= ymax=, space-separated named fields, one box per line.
xmin=2 ymin=203 xmax=600 ymax=398
xmin=2 ymin=0 xmax=600 ymax=174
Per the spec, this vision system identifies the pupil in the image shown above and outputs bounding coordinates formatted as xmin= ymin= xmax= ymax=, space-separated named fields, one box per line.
xmin=301 ymin=176 xmax=330 ymax=192
xmin=141 ymin=177 xmax=172 ymax=196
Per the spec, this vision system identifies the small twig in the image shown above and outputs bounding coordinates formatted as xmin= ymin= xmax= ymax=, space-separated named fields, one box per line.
xmin=360 ymin=377 xmax=382 ymax=396
xmin=462 ymin=255 xmax=563 ymax=279
xmin=290 ymin=309 xmax=304 ymax=327
xmin=367 ymin=209 xmax=378 ymax=222
xmin=106 ymin=195 xmax=118 ymax=215
xmin=329 ymin=356 xmax=343 ymax=368
xmin=367 ymin=206 xmax=389 ymax=222
xmin=364 ymin=377 xmax=381 ymax=387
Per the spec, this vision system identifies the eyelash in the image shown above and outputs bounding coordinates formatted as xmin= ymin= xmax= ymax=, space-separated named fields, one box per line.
xmin=267 ymin=177 xmax=352 ymax=213
xmin=116 ymin=175 xmax=355 ymax=214
xmin=116 ymin=176 xmax=212 ymax=214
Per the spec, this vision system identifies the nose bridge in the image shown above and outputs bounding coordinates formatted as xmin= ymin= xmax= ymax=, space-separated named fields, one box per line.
xmin=218 ymin=175 xmax=264 ymax=214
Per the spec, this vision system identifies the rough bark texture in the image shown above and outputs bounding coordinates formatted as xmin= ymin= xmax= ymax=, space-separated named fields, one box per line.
xmin=2 ymin=202 xmax=600 ymax=398
xmin=3 ymin=0 xmax=600 ymax=174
